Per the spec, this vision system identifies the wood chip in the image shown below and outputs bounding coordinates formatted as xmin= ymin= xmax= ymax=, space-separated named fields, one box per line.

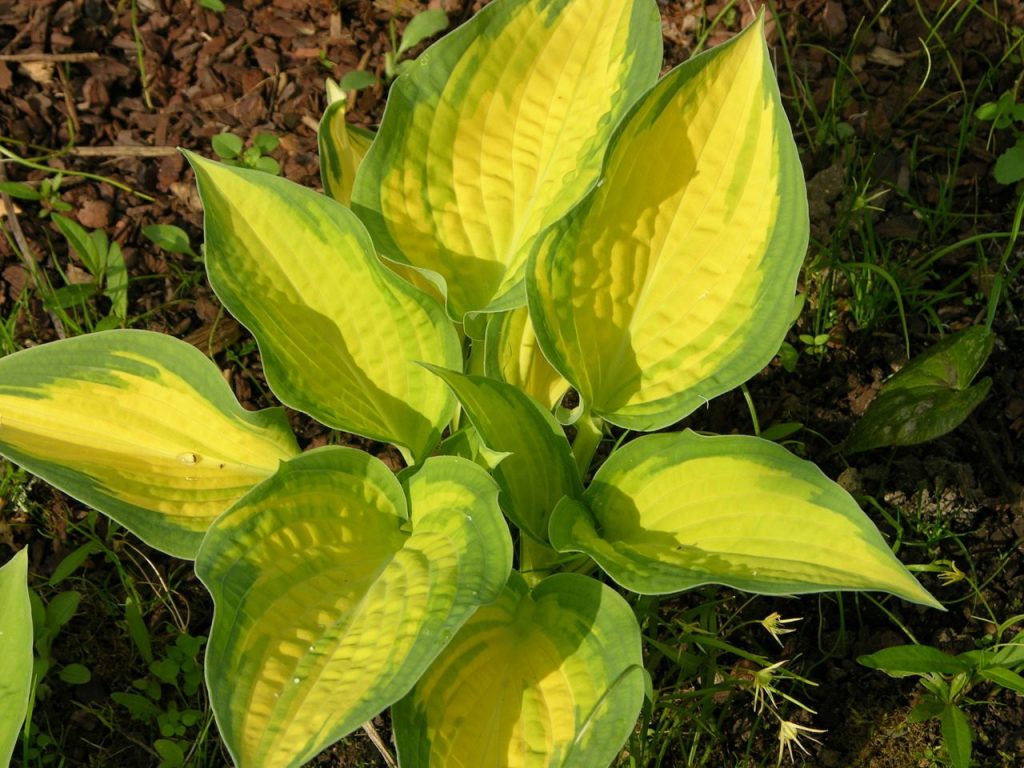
xmin=77 ymin=198 xmax=111 ymax=229
xmin=867 ymin=46 xmax=908 ymax=67
xmin=18 ymin=59 xmax=52 ymax=84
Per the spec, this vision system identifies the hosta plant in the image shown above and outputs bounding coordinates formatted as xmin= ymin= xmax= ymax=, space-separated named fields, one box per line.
xmin=0 ymin=1 xmax=940 ymax=766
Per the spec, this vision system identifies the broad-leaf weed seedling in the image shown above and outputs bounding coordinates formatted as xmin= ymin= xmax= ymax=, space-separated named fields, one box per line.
xmin=142 ymin=223 xmax=200 ymax=260
xmin=975 ymin=78 xmax=1024 ymax=186
xmin=0 ymin=2 xmax=943 ymax=766
xmin=859 ymin=630 xmax=1024 ymax=768
xmin=0 ymin=175 xmax=73 ymax=219
xmin=211 ymin=131 xmax=282 ymax=176
xmin=52 ymin=213 xmax=129 ymax=327
xmin=112 ymin=631 xmax=208 ymax=766
xmin=337 ymin=7 xmax=449 ymax=93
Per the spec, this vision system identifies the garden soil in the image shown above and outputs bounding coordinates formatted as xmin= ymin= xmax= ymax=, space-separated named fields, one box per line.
xmin=1 ymin=1 xmax=1022 ymax=766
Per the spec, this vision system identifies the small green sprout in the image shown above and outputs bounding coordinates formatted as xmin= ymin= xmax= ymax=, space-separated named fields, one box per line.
xmin=0 ymin=174 xmax=73 ymax=218
xmin=211 ymin=131 xmax=281 ymax=175
xmin=142 ymin=224 xmax=199 ymax=259
xmin=337 ymin=7 xmax=449 ymax=93
xmin=975 ymin=82 xmax=1024 ymax=185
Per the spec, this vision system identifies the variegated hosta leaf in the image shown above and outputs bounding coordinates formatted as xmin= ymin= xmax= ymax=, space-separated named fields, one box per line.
xmin=187 ymin=153 xmax=461 ymax=464
xmin=424 ymin=366 xmax=581 ymax=542
xmin=485 ymin=307 xmax=569 ymax=411
xmin=196 ymin=447 xmax=513 ymax=768
xmin=0 ymin=549 xmax=32 ymax=766
xmin=352 ymin=0 xmax=663 ymax=321
xmin=0 ymin=331 xmax=298 ymax=558
xmin=318 ymin=83 xmax=375 ymax=206
xmin=548 ymin=431 xmax=941 ymax=608
xmin=529 ymin=15 xmax=808 ymax=431
xmin=393 ymin=572 xmax=644 ymax=768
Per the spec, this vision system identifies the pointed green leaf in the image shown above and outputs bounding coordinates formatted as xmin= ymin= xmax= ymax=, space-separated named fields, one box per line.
xmin=53 ymin=214 xmax=103 ymax=276
xmin=0 ymin=331 xmax=298 ymax=558
xmin=337 ymin=70 xmax=378 ymax=92
xmin=977 ymin=667 xmax=1024 ymax=695
xmin=988 ymin=631 xmax=1024 ymax=667
xmin=0 ymin=549 xmax=32 ymax=766
xmin=142 ymin=224 xmax=197 ymax=257
xmin=187 ymin=153 xmax=461 ymax=463
xmin=529 ymin=16 xmax=808 ymax=430
xmin=845 ymin=327 xmax=994 ymax=453
xmin=352 ymin=0 xmax=663 ymax=320
xmin=858 ymin=645 xmax=972 ymax=677
xmin=882 ymin=326 xmax=994 ymax=392
xmin=485 ymin=307 xmax=569 ymax=411
xmin=397 ymin=9 xmax=449 ymax=56
xmin=940 ymin=705 xmax=972 ymax=768
xmin=424 ymin=366 xmax=581 ymax=542
xmin=104 ymin=241 xmax=128 ymax=320
xmin=196 ymin=447 xmax=513 ymax=768
xmin=393 ymin=572 xmax=644 ymax=768
xmin=995 ymin=145 xmax=1024 ymax=184
xmin=318 ymin=93 xmax=375 ymax=207
xmin=548 ymin=431 xmax=940 ymax=608
xmin=844 ymin=382 xmax=991 ymax=454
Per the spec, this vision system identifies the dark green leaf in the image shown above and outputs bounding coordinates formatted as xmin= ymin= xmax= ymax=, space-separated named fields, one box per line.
xmin=43 ymin=283 xmax=96 ymax=312
xmin=47 ymin=542 xmax=102 ymax=587
xmin=154 ymin=739 xmax=186 ymax=768
xmin=338 ymin=70 xmax=378 ymax=91
xmin=845 ymin=327 xmax=994 ymax=453
xmin=858 ymin=645 xmax=973 ymax=677
xmin=845 ymin=381 xmax=991 ymax=453
xmin=45 ymin=590 xmax=81 ymax=631
xmin=397 ymin=9 xmax=449 ymax=56
xmin=759 ymin=421 xmax=803 ymax=442
xmin=112 ymin=691 xmax=160 ymax=720
xmin=150 ymin=658 xmax=179 ymax=684
xmin=141 ymin=224 xmax=196 ymax=257
xmin=988 ymin=631 xmax=1024 ymax=667
xmin=93 ymin=314 xmax=122 ymax=332
xmin=252 ymin=133 xmax=279 ymax=153
xmin=104 ymin=241 xmax=128 ymax=320
xmin=53 ymin=214 xmax=102 ymax=275
xmin=88 ymin=229 xmax=108 ymax=267
xmin=994 ymin=146 xmax=1024 ymax=185
xmin=977 ymin=667 xmax=1024 ymax=695
xmin=973 ymin=101 xmax=1000 ymax=122
xmin=940 ymin=705 xmax=972 ymax=768
xmin=252 ymin=155 xmax=281 ymax=175
xmin=885 ymin=327 xmax=994 ymax=392
xmin=58 ymin=663 xmax=91 ymax=684
xmin=212 ymin=133 xmax=244 ymax=160
xmin=124 ymin=597 xmax=154 ymax=665
xmin=28 ymin=590 xmax=44 ymax=641
xmin=0 ymin=181 xmax=43 ymax=200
